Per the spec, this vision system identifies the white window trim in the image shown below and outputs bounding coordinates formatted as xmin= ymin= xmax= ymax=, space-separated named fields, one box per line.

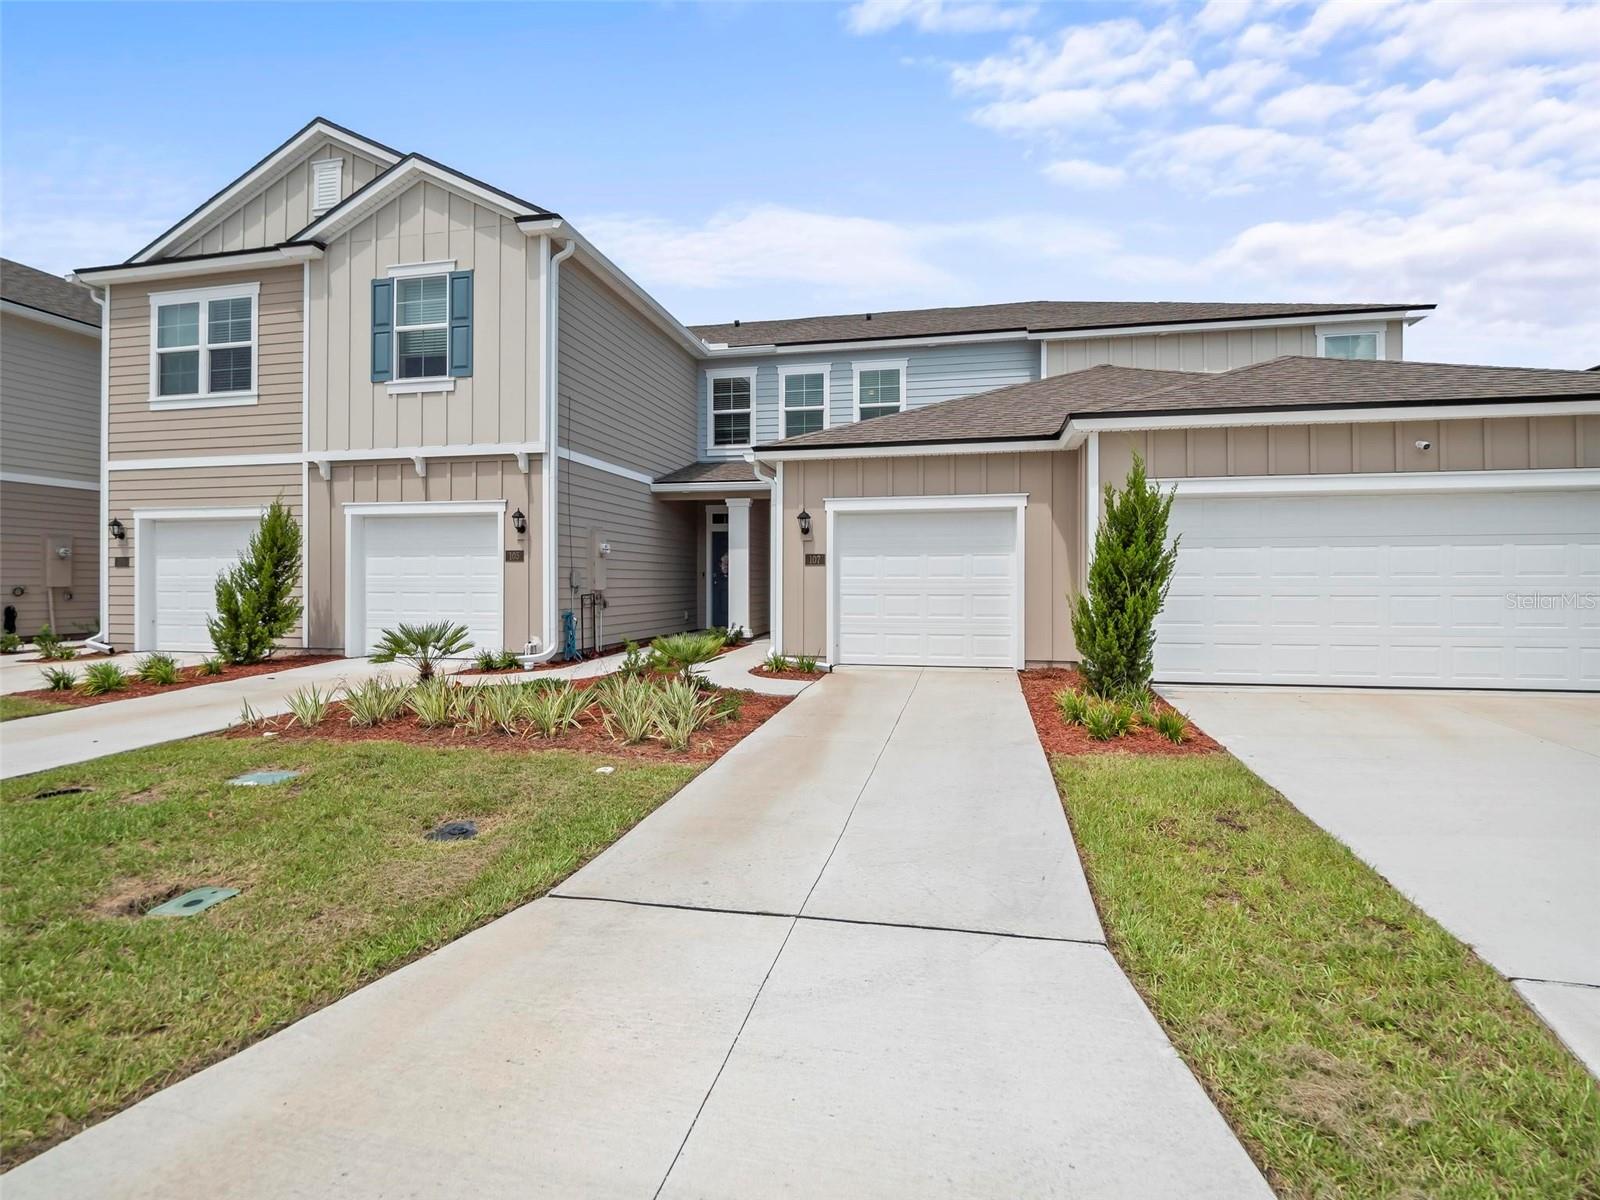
xmin=132 ymin=506 xmax=266 ymax=652
xmin=851 ymin=358 xmax=909 ymax=423
xmin=386 ymin=378 xmax=456 ymax=395
xmin=705 ymin=366 xmax=757 ymax=454
xmin=391 ymin=269 xmax=453 ymax=386
xmin=777 ymin=362 xmax=832 ymax=439
xmin=1316 ymin=322 xmax=1386 ymax=360
xmin=387 ymin=259 xmax=457 ymax=279
xmin=310 ymin=158 xmax=344 ymax=217
xmin=823 ymin=493 xmax=1028 ymax=670
xmin=147 ymin=281 xmax=261 ymax=409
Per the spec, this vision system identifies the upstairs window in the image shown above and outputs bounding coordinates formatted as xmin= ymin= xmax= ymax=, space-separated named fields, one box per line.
xmin=372 ymin=265 xmax=472 ymax=388
xmin=780 ymin=366 xmax=829 ymax=438
xmin=853 ymin=360 xmax=906 ymax=421
xmin=394 ymin=274 xmax=449 ymax=380
xmin=708 ymin=371 xmax=754 ymax=448
xmin=1318 ymin=325 xmax=1383 ymax=360
xmin=150 ymin=282 xmax=258 ymax=406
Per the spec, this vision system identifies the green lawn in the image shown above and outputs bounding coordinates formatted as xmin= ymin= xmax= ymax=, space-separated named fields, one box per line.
xmin=0 ymin=736 xmax=696 ymax=1161
xmin=0 ymin=694 xmax=71 ymax=721
xmin=1054 ymin=753 xmax=1599 ymax=1199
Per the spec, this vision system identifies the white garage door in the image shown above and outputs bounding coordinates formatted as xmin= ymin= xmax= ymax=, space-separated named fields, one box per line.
xmin=145 ymin=517 xmax=256 ymax=650
xmin=1156 ymin=487 xmax=1600 ymax=690
xmin=834 ymin=506 xmax=1019 ymax=668
xmin=353 ymin=511 xmax=503 ymax=656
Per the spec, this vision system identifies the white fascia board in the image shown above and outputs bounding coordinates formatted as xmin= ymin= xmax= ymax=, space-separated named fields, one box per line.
xmin=132 ymin=121 xmax=401 ymax=264
xmin=754 ymin=437 xmax=1064 ymax=463
xmin=650 ymin=480 xmax=772 ymax=495
xmin=0 ymin=299 xmax=99 ymax=337
xmin=701 ymin=329 xmax=1027 ymax=358
xmin=1029 ymin=309 xmax=1430 ymax=342
xmin=295 ymin=158 xmax=540 ymax=246
xmin=74 ymin=247 xmax=320 ymax=287
xmin=1161 ymin=468 xmax=1600 ymax=498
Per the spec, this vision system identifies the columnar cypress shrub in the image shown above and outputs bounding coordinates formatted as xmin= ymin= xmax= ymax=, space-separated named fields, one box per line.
xmin=1070 ymin=453 xmax=1179 ymax=697
xmin=207 ymin=498 xmax=303 ymax=664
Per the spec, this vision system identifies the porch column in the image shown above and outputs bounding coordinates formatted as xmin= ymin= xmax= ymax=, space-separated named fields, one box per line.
xmin=725 ymin=497 xmax=753 ymax=635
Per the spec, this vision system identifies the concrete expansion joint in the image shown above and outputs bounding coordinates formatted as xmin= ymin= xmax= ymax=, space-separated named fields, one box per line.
xmin=1509 ymin=974 xmax=1600 ymax=990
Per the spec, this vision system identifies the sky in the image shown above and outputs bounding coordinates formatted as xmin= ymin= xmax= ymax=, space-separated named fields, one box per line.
xmin=2 ymin=0 xmax=1597 ymax=367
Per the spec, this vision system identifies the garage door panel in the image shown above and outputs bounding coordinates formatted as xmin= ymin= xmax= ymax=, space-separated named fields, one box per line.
xmin=146 ymin=518 xmax=257 ymax=651
xmin=356 ymin=512 xmax=501 ymax=655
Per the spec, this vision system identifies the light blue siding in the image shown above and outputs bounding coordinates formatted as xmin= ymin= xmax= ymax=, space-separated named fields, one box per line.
xmin=697 ymin=338 xmax=1037 ymax=458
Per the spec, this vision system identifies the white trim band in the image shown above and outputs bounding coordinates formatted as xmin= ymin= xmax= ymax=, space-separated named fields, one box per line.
xmin=557 ymin=447 xmax=654 ymax=487
xmin=0 ymin=471 xmax=99 ymax=492
xmin=1159 ymin=468 xmax=1600 ymax=498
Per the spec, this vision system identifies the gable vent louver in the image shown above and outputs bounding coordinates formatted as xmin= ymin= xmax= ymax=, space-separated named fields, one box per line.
xmin=311 ymin=158 xmax=344 ymax=216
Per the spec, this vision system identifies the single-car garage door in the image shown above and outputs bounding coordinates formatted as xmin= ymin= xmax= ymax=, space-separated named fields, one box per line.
xmin=1155 ymin=486 xmax=1599 ymax=690
xmin=141 ymin=516 xmax=257 ymax=651
xmin=350 ymin=508 xmax=503 ymax=656
xmin=833 ymin=504 xmax=1021 ymax=668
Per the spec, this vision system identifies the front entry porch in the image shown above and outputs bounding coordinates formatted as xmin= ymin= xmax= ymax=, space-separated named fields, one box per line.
xmin=651 ymin=461 xmax=773 ymax=637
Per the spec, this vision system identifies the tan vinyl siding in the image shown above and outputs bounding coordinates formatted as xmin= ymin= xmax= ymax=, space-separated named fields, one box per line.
xmin=106 ymin=464 xmax=302 ymax=649
xmin=305 ymin=458 xmax=540 ymax=652
xmin=1044 ymin=320 xmax=1403 ymax=375
xmin=779 ymin=451 xmax=1080 ymax=664
xmin=0 ymin=312 xmax=100 ymax=481
xmin=557 ymin=262 xmax=698 ymax=473
xmin=0 ymin=481 xmax=99 ymax=637
xmin=557 ymin=459 xmax=697 ymax=647
xmin=309 ymin=182 xmax=538 ymax=453
xmin=176 ymin=140 xmax=390 ymax=256
xmin=107 ymin=267 xmax=302 ymax=461
xmin=1099 ymin=415 xmax=1600 ymax=482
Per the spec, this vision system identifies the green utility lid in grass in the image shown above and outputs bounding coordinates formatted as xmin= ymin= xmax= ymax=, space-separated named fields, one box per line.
xmin=227 ymin=770 xmax=301 ymax=787
xmin=147 ymin=887 xmax=239 ymax=918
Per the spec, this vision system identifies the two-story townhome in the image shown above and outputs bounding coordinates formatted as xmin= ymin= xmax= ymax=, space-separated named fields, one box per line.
xmin=72 ymin=119 xmax=1599 ymax=691
xmin=0 ymin=258 xmax=102 ymax=640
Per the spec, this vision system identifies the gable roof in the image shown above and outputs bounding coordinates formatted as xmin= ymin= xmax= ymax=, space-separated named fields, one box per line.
xmin=1 ymin=258 xmax=100 ymax=327
xmin=130 ymin=117 xmax=403 ymax=264
xmin=693 ymin=300 xmax=1433 ymax=349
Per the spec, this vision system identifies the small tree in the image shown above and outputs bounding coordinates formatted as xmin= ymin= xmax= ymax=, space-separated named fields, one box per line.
xmin=208 ymin=499 xmax=303 ymax=665
xmin=1071 ymin=453 xmax=1179 ymax=698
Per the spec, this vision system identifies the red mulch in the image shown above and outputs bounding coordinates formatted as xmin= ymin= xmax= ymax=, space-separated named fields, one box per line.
xmin=1019 ymin=667 xmax=1221 ymax=757
xmin=749 ymin=665 xmax=825 ymax=682
xmin=11 ymin=654 xmax=344 ymax=709
xmin=226 ymin=681 xmax=791 ymax=764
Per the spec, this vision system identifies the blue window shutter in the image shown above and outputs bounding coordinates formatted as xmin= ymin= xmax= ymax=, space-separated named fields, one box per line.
xmin=448 ymin=270 xmax=473 ymax=378
xmin=370 ymin=278 xmax=393 ymax=382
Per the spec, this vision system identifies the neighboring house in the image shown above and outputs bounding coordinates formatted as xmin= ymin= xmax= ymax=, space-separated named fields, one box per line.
xmin=71 ymin=118 xmax=1598 ymax=691
xmin=0 ymin=258 xmax=102 ymax=640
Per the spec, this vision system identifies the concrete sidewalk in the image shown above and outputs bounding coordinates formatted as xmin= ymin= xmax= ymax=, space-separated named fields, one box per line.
xmin=1 ymin=650 xmax=208 ymax=695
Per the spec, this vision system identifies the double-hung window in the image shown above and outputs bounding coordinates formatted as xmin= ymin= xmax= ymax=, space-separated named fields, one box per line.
xmin=394 ymin=274 xmax=449 ymax=380
xmin=150 ymin=282 xmax=259 ymax=407
xmin=1317 ymin=325 xmax=1383 ymax=360
xmin=779 ymin=365 xmax=829 ymax=438
xmin=707 ymin=370 xmax=754 ymax=449
xmin=853 ymin=359 xmax=906 ymax=422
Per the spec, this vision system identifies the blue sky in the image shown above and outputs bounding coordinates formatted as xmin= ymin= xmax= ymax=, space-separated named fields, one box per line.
xmin=3 ymin=0 xmax=1596 ymax=366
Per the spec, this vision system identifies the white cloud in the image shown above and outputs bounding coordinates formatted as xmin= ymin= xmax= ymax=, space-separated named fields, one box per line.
xmin=1258 ymin=83 xmax=1362 ymax=126
xmin=1043 ymin=158 xmax=1127 ymax=189
xmin=845 ymin=0 xmax=1037 ymax=35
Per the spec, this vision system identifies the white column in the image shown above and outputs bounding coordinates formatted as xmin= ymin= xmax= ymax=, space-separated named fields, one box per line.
xmin=725 ymin=497 xmax=752 ymax=635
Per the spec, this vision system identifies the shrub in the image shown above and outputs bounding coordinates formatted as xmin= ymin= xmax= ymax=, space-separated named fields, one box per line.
xmin=1152 ymin=708 xmax=1189 ymax=744
xmin=1130 ymin=691 xmax=1159 ymax=728
xmin=650 ymin=630 xmax=726 ymax=684
xmin=208 ymin=498 xmax=303 ymax=665
xmin=40 ymin=666 xmax=77 ymax=691
xmin=713 ymin=689 xmax=744 ymax=724
xmin=712 ymin=625 xmax=747 ymax=644
xmin=596 ymin=675 xmax=656 ymax=744
xmin=472 ymin=648 xmax=521 ymax=672
xmin=1083 ymin=700 xmax=1133 ymax=742
xmin=794 ymin=655 xmax=819 ymax=674
xmin=285 ymin=684 xmax=333 ymax=727
xmin=763 ymin=651 xmax=793 ymax=673
xmin=617 ymin=640 xmax=651 ymax=678
xmin=523 ymin=682 xmax=587 ymax=738
xmin=32 ymin=625 xmax=67 ymax=659
xmin=650 ymin=677 xmax=721 ymax=751
xmin=198 ymin=656 xmax=226 ymax=676
xmin=1055 ymin=688 xmax=1091 ymax=726
xmin=370 ymin=621 xmax=472 ymax=681
xmin=407 ymin=678 xmax=455 ymax=727
xmin=1071 ymin=453 xmax=1180 ymax=699
xmin=475 ymin=684 xmax=526 ymax=735
xmin=0 ymin=632 xmax=21 ymax=653
xmin=135 ymin=653 xmax=182 ymax=686
xmin=342 ymin=677 xmax=410 ymax=727
xmin=237 ymin=700 xmax=265 ymax=728
xmin=79 ymin=663 xmax=128 ymax=696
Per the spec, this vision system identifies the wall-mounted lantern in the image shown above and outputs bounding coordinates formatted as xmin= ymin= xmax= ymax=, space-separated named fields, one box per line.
xmin=108 ymin=517 xmax=126 ymax=541
xmin=511 ymin=509 xmax=527 ymax=535
xmin=796 ymin=509 xmax=812 ymax=538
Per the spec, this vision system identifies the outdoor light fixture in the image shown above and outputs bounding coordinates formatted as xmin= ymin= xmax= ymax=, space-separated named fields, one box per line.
xmin=797 ymin=509 xmax=812 ymax=537
xmin=108 ymin=518 xmax=126 ymax=541
xmin=511 ymin=509 xmax=527 ymax=535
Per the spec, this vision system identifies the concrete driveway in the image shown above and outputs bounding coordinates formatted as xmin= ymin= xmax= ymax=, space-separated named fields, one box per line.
xmin=1163 ymin=685 xmax=1600 ymax=1076
xmin=7 ymin=668 xmax=1267 ymax=1199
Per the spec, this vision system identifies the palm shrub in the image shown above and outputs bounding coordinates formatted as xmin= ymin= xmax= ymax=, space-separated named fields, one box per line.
xmin=650 ymin=630 xmax=726 ymax=684
xmin=79 ymin=663 xmax=128 ymax=696
xmin=207 ymin=498 xmax=303 ymax=664
xmin=1071 ymin=453 xmax=1179 ymax=699
xmin=651 ymin=677 xmax=721 ymax=751
xmin=40 ymin=666 xmax=77 ymax=691
xmin=136 ymin=653 xmax=182 ymax=686
xmin=370 ymin=621 xmax=472 ymax=681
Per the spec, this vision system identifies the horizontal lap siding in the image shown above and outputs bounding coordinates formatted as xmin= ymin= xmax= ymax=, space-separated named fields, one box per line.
xmin=0 ymin=314 xmax=100 ymax=481
xmin=0 ymin=481 xmax=99 ymax=636
xmin=780 ymin=451 xmax=1079 ymax=665
xmin=106 ymin=464 xmax=303 ymax=649
xmin=107 ymin=266 xmax=303 ymax=459
xmin=1044 ymin=321 xmax=1404 ymax=376
xmin=305 ymin=458 xmax=541 ymax=653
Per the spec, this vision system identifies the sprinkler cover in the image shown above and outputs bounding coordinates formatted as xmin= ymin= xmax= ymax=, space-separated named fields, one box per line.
xmin=228 ymin=770 xmax=301 ymax=786
xmin=426 ymin=820 xmax=478 ymax=841
xmin=147 ymin=887 xmax=240 ymax=918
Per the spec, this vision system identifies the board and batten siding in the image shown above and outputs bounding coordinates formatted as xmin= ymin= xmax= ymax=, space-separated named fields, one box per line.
xmin=0 ymin=312 xmax=100 ymax=481
xmin=175 ymin=140 xmax=391 ymax=257
xmin=780 ymin=451 xmax=1081 ymax=665
xmin=106 ymin=464 xmax=302 ymax=649
xmin=701 ymin=339 xmax=1038 ymax=459
xmin=0 ymin=481 xmax=99 ymax=636
xmin=1099 ymin=414 xmax=1600 ymax=482
xmin=107 ymin=266 xmax=303 ymax=461
xmin=304 ymin=458 xmax=541 ymax=653
xmin=309 ymin=182 xmax=539 ymax=455
xmin=1044 ymin=320 xmax=1404 ymax=375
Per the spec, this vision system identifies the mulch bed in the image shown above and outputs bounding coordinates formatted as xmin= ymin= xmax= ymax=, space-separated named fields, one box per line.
xmin=227 ymin=679 xmax=792 ymax=764
xmin=11 ymin=655 xmax=344 ymax=710
xmin=749 ymin=665 xmax=826 ymax=682
xmin=1019 ymin=667 xmax=1221 ymax=757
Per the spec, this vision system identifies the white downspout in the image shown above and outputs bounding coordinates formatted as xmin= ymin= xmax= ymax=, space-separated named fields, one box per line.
xmin=82 ymin=282 xmax=113 ymax=654
xmin=750 ymin=456 xmax=780 ymax=650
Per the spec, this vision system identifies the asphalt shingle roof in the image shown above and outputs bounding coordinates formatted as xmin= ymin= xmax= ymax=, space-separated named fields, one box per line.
xmin=654 ymin=460 xmax=764 ymax=486
xmin=692 ymin=300 xmax=1429 ymax=349
xmin=1 ymin=258 xmax=100 ymax=326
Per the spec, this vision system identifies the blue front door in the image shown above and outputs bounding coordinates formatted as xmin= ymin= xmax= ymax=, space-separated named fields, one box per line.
xmin=711 ymin=529 xmax=729 ymax=627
